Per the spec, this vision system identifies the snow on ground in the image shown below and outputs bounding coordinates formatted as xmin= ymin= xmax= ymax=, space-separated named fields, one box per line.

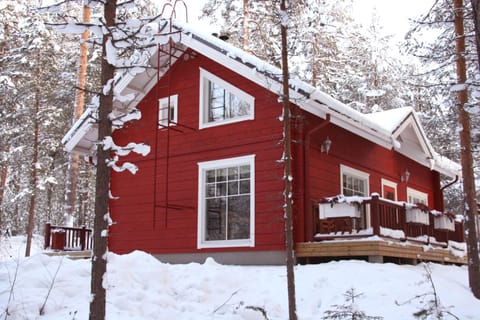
xmin=1 ymin=236 xmax=479 ymax=320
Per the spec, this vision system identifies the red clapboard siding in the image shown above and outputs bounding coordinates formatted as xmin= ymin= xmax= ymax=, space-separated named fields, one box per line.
xmin=109 ymin=50 xmax=286 ymax=255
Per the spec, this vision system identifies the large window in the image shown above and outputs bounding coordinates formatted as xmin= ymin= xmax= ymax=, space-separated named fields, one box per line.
xmin=340 ymin=165 xmax=369 ymax=197
xmin=199 ymin=68 xmax=254 ymax=129
xmin=197 ymin=155 xmax=255 ymax=248
xmin=407 ymin=187 xmax=428 ymax=205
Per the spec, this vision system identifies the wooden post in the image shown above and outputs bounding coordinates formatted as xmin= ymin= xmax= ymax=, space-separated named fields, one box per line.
xmin=402 ymin=203 xmax=408 ymax=241
xmin=44 ymin=223 xmax=51 ymax=249
xmin=80 ymin=225 xmax=86 ymax=251
xmin=371 ymin=195 xmax=380 ymax=236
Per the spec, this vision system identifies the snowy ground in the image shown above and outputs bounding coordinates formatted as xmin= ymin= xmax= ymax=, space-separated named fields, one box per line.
xmin=1 ymin=236 xmax=479 ymax=320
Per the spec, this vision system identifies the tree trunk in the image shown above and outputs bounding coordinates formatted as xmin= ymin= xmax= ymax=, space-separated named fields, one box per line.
xmin=25 ymin=80 xmax=40 ymax=257
xmin=453 ymin=0 xmax=480 ymax=299
xmin=243 ymin=0 xmax=250 ymax=52
xmin=89 ymin=1 xmax=116 ymax=319
xmin=470 ymin=0 xmax=480 ymax=66
xmin=64 ymin=5 xmax=90 ymax=226
xmin=0 ymin=146 xmax=9 ymax=233
xmin=280 ymin=1 xmax=298 ymax=319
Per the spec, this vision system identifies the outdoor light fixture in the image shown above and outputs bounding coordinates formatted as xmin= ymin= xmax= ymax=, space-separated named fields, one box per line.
xmin=401 ymin=169 xmax=410 ymax=183
xmin=321 ymin=137 xmax=332 ymax=154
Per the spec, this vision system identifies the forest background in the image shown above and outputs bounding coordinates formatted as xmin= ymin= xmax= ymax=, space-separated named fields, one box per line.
xmin=0 ymin=0 xmax=478 ymax=245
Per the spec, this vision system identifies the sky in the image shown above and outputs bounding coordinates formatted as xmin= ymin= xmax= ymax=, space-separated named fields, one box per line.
xmin=164 ymin=0 xmax=435 ymax=43
xmin=1 ymin=235 xmax=480 ymax=320
xmin=351 ymin=0 xmax=434 ymax=39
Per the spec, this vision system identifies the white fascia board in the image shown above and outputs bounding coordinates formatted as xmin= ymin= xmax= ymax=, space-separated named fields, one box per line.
xmin=392 ymin=114 xmax=434 ymax=159
xmin=62 ymin=108 xmax=95 ymax=152
xmin=180 ymin=34 xmax=285 ymax=97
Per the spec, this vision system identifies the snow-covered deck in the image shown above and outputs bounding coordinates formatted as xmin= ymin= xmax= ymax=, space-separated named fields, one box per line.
xmin=299 ymin=195 xmax=466 ymax=264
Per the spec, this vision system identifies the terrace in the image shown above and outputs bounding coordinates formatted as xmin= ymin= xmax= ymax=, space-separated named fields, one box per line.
xmin=296 ymin=194 xmax=467 ymax=264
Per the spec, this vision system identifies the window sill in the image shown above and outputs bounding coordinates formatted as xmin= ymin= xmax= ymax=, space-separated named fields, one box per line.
xmin=197 ymin=239 xmax=254 ymax=249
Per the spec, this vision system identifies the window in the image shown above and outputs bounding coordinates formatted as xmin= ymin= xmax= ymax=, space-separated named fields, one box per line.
xmin=197 ymin=155 xmax=255 ymax=248
xmin=381 ymin=179 xmax=397 ymax=201
xmin=158 ymin=94 xmax=178 ymax=127
xmin=407 ymin=187 xmax=428 ymax=205
xmin=340 ymin=165 xmax=369 ymax=197
xmin=199 ymin=68 xmax=254 ymax=129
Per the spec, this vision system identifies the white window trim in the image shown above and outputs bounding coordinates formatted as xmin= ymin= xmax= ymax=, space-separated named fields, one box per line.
xmin=199 ymin=68 xmax=254 ymax=129
xmin=340 ymin=164 xmax=370 ymax=196
xmin=407 ymin=187 xmax=428 ymax=205
xmin=381 ymin=178 xmax=397 ymax=201
xmin=158 ymin=94 xmax=178 ymax=128
xmin=197 ymin=154 xmax=256 ymax=249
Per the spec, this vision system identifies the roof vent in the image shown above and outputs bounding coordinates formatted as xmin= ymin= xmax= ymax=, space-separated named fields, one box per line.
xmin=211 ymin=32 xmax=229 ymax=41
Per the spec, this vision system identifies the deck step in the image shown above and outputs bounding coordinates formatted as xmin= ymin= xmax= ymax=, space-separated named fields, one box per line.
xmin=43 ymin=250 xmax=91 ymax=260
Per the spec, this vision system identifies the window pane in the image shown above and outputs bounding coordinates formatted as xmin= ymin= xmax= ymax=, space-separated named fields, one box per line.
xmin=228 ymin=167 xmax=238 ymax=181
xmin=216 ymin=168 xmax=227 ymax=182
xmin=216 ymin=182 xmax=227 ymax=196
xmin=206 ymin=183 xmax=215 ymax=197
xmin=228 ymin=93 xmax=250 ymax=118
xmin=227 ymin=195 xmax=250 ymax=240
xmin=240 ymin=165 xmax=250 ymax=179
xmin=208 ymin=81 xmax=226 ymax=122
xmin=239 ymin=180 xmax=250 ymax=194
xmin=206 ymin=198 xmax=226 ymax=240
xmin=228 ymin=181 xmax=238 ymax=195
xmin=206 ymin=170 xmax=215 ymax=183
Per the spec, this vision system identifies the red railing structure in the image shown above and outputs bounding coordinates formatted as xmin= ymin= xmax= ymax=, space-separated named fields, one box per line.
xmin=315 ymin=195 xmax=464 ymax=245
xmin=44 ymin=223 xmax=92 ymax=251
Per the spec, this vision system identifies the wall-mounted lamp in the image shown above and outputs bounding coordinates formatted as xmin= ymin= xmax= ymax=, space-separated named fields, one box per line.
xmin=321 ymin=136 xmax=332 ymax=154
xmin=401 ymin=169 xmax=410 ymax=183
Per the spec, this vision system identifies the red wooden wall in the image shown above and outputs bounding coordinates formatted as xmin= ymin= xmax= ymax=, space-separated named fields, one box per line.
xmin=108 ymin=48 xmax=445 ymax=254
xmin=109 ymin=50 xmax=286 ymax=255
xmin=292 ymin=109 xmax=443 ymax=243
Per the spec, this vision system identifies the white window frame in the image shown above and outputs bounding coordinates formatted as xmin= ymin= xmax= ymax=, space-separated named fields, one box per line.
xmin=340 ymin=164 xmax=370 ymax=197
xmin=197 ymin=154 xmax=255 ymax=249
xmin=381 ymin=178 xmax=397 ymax=201
xmin=407 ymin=187 xmax=428 ymax=205
xmin=158 ymin=94 xmax=178 ymax=128
xmin=199 ymin=68 xmax=254 ymax=129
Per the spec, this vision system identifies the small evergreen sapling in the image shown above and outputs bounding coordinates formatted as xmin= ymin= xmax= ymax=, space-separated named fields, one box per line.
xmin=322 ymin=287 xmax=383 ymax=320
xmin=395 ymin=264 xmax=459 ymax=319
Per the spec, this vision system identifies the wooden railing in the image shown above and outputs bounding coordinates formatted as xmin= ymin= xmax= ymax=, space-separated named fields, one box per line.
xmin=44 ymin=223 xmax=92 ymax=251
xmin=315 ymin=195 xmax=464 ymax=245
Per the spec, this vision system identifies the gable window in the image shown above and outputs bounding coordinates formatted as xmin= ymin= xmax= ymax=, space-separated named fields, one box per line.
xmin=158 ymin=94 xmax=178 ymax=128
xmin=407 ymin=187 xmax=428 ymax=205
xmin=340 ymin=165 xmax=369 ymax=197
xmin=197 ymin=155 xmax=255 ymax=248
xmin=199 ymin=68 xmax=254 ymax=129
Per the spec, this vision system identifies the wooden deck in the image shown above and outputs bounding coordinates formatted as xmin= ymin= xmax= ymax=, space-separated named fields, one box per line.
xmin=296 ymin=239 xmax=467 ymax=264
xmin=43 ymin=250 xmax=92 ymax=260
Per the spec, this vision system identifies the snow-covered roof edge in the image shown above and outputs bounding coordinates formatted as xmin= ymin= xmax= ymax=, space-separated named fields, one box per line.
xmin=172 ymin=20 xmax=461 ymax=178
xmin=61 ymin=19 xmax=461 ymax=178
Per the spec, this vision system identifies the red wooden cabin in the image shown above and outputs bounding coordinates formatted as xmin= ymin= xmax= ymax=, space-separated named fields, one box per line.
xmin=61 ymin=21 xmax=465 ymax=265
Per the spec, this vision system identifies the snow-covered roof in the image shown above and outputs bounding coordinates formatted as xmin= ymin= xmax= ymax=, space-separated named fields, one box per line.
xmin=62 ymin=19 xmax=461 ymax=178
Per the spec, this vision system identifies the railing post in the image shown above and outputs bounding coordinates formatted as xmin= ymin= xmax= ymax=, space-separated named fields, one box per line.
xmin=371 ymin=195 xmax=380 ymax=236
xmin=44 ymin=223 xmax=51 ymax=249
xmin=80 ymin=226 xmax=86 ymax=251
xmin=402 ymin=203 xmax=408 ymax=240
